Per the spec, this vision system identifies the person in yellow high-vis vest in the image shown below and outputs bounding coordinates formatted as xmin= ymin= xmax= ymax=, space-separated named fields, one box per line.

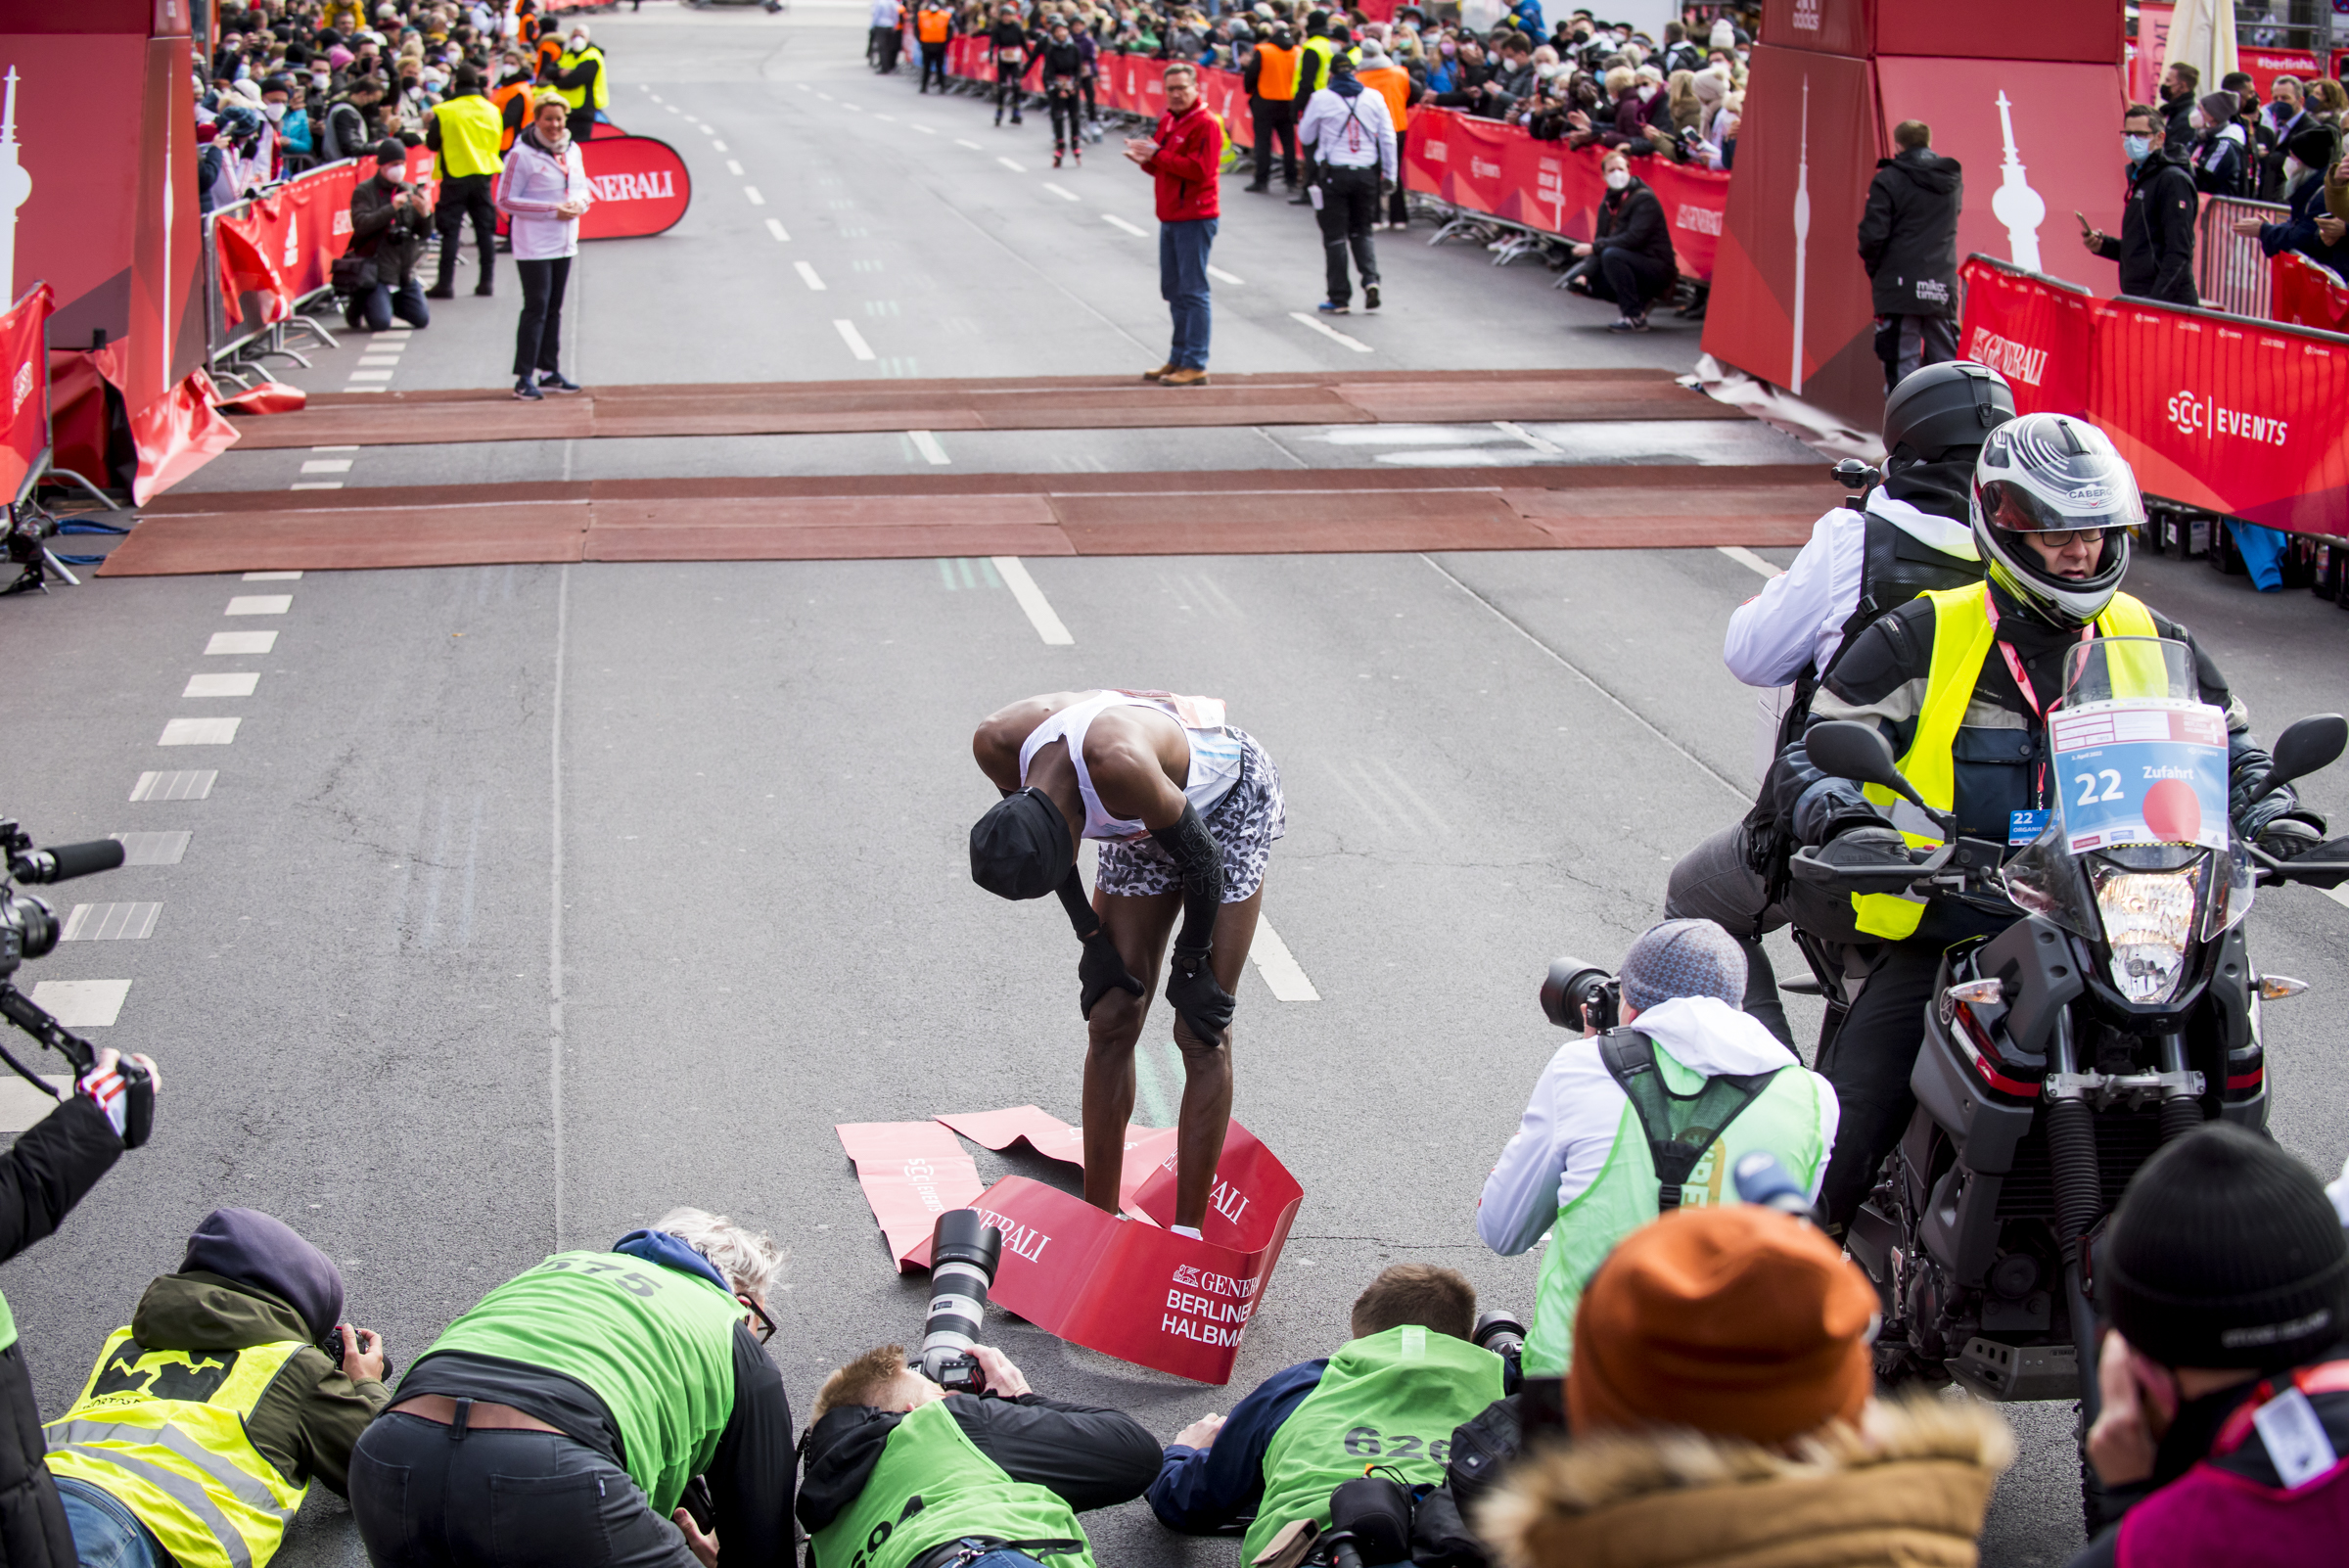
xmin=1768 ymin=414 xmax=2326 ymax=1233
xmin=44 ymin=1207 xmax=389 ymax=1568
xmin=426 ymin=66 xmax=506 ymax=299
xmin=548 ymin=24 xmax=609 ymax=143
xmin=0 ymin=1047 xmax=156 ymax=1568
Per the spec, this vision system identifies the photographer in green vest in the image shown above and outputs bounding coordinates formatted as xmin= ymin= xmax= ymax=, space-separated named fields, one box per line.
xmin=796 ymin=1342 xmax=1159 ymax=1568
xmin=347 ymin=1207 xmax=794 ymax=1568
xmin=1148 ymin=1264 xmax=1507 ymax=1559
xmin=1477 ymin=919 xmax=1839 ymax=1375
xmin=44 ymin=1206 xmax=389 ymax=1568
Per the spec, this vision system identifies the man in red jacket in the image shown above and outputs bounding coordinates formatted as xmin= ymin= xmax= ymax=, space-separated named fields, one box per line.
xmin=1126 ymin=63 xmax=1223 ymax=388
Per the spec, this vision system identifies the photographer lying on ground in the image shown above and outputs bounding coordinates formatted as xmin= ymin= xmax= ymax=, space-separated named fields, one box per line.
xmin=796 ymin=1343 xmax=1160 ymax=1568
xmin=1149 ymin=1264 xmax=1507 ymax=1561
xmin=1477 ymin=919 xmax=1837 ymax=1375
xmin=347 ymin=1207 xmax=793 ymax=1568
xmin=44 ymin=1208 xmax=389 ymax=1568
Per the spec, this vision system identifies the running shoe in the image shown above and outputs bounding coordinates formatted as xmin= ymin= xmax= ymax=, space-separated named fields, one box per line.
xmin=513 ymin=378 xmax=543 ymax=401
xmin=538 ymin=371 xmax=583 ymax=392
xmin=1363 ymin=284 xmax=1381 ymax=311
xmin=1607 ymin=313 xmax=1649 ymax=333
xmin=1317 ymin=300 xmax=1351 ymax=314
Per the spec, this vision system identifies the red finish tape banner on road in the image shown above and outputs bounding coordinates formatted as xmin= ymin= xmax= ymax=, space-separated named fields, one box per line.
xmin=837 ymin=1120 xmax=986 ymax=1270
xmin=968 ymin=1120 xmax=1303 ymax=1384
xmin=932 ymin=1105 xmax=1178 ymax=1221
xmin=0 ymin=285 xmax=56 ymax=505
xmin=1955 ymin=257 xmax=2094 ymax=417
xmin=1958 ymin=254 xmax=2349 ymax=532
xmin=577 ymin=135 xmax=693 ymax=240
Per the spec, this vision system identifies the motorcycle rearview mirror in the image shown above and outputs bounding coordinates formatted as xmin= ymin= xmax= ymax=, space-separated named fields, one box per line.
xmin=1805 ymin=720 xmax=1913 ymax=797
xmin=2249 ymin=714 xmax=2348 ymax=804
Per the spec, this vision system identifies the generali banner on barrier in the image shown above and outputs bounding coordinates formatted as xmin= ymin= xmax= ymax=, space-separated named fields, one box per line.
xmin=577 ymin=135 xmax=692 ymax=240
xmin=1957 ymin=254 xmax=2349 ymax=532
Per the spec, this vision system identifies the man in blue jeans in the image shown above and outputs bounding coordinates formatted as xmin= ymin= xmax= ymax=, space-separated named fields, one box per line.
xmin=1127 ymin=63 xmax=1222 ymax=387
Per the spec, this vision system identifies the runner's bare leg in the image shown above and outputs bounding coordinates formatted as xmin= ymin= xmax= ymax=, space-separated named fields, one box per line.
xmin=1082 ymin=890 xmax=1180 ymax=1216
xmin=1167 ymin=884 xmax=1262 ymax=1229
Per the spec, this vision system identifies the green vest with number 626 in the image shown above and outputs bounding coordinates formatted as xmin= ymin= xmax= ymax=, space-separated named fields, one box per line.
xmin=807 ymin=1397 xmax=1091 ymax=1568
xmin=1242 ymin=1325 xmax=1505 ymax=1565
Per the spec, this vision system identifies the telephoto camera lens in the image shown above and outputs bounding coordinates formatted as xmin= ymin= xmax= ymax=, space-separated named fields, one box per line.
xmin=0 ymin=892 xmax=60 ymax=970
xmin=1540 ymin=956 xmax=1619 ymax=1034
xmin=1471 ymin=1308 xmax=1526 ymax=1361
xmin=918 ymin=1210 xmax=1003 ymax=1392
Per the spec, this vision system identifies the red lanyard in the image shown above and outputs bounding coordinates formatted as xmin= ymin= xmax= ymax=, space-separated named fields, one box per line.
xmin=1984 ymin=593 xmax=2092 ymax=808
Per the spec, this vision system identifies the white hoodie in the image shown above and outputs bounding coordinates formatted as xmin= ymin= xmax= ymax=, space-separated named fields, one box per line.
xmin=1477 ymin=994 xmax=1839 ymax=1256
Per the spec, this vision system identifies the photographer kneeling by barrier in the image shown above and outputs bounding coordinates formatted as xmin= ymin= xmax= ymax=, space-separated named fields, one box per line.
xmin=796 ymin=1342 xmax=1160 ymax=1568
xmin=1478 ymin=1205 xmax=2012 ymax=1566
xmin=1478 ymin=918 xmax=1838 ymax=1376
xmin=44 ymin=1208 xmax=390 ymax=1568
xmin=347 ymin=1207 xmax=793 ymax=1568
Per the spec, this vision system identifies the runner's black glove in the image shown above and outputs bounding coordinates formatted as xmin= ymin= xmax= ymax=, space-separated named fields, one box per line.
xmin=1079 ymin=929 xmax=1144 ymax=1018
xmin=1166 ymin=945 xmax=1235 ymax=1048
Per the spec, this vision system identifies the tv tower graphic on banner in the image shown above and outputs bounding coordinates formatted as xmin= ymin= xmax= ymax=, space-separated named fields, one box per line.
xmin=0 ymin=69 xmax=29 ymax=308
xmin=1991 ymin=89 xmax=2046 ymax=273
xmin=1790 ymin=76 xmax=1810 ymax=394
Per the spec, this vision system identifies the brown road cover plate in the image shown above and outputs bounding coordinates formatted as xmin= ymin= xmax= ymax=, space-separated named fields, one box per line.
xmin=223 ymin=368 xmax=1748 ymax=450
xmin=102 ymin=465 xmax=1837 ymax=576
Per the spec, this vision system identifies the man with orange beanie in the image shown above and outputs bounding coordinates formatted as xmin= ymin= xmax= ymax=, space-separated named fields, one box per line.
xmin=1477 ymin=1206 xmax=2012 ymax=1566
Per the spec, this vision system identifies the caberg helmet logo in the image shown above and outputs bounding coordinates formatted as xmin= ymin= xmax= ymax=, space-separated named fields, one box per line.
xmin=2065 ymin=482 xmax=2113 ymax=507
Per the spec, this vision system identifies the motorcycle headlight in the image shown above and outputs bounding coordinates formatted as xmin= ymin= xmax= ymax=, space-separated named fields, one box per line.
xmin=2091 ymin=857 xmax=2204 ymax=1005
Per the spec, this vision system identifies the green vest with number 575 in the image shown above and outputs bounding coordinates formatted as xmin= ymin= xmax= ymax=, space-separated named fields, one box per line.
xmin=1242 ymin=1325 xmax=1505 ymax=1565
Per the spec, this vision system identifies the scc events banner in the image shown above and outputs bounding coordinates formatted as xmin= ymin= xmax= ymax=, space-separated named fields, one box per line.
xmin=931 ymin=39 xmax=1727 ymax=277
xmin=1958 ymin=254 xmax=2349 ymax=533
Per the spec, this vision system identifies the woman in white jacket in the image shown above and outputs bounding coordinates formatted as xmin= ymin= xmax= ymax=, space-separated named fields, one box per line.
xmin=495 ymin=95 xmax=593 ymax=400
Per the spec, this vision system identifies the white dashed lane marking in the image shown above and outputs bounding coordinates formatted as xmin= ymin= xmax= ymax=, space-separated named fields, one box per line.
xmin=998 ymin=157 xmax=1027 ymax=172
xmin=27 ymin=980 xmax=129 ymax=1028
xmin=243 ymin=571 xmax=301 ymax=580
xmin=726 ymin=160 xmax=744 ymax=175
xmin=159 ymin=717 xmax=240 ymax=746
xmin=1290 ymin=311 xmax=1374 ymax=352
xmin=225 ymin=595 xmax=291 ymax=615
xmin=1249 ymin=919 xmax=1320 ymax=1001
xmin=1205 ymin=264 xmax=1244 ymax=285
xmin=833 ymin=319 xmax=877 ymax=361
xmin=992 ymin=557 xmax=1074 ymax=646
xmin=301 ymin=459 xmax=351 ymax=474
xmin=1718 ymin=545 xmax=1783 ymax=577
xmin=1041 ymin=182 xmax=1081 ymax=201
xmin=111 ymin=832 xmax=190 ymax=865
xmin=907 ymin=430 xmax=950 ymax=465
xmin=0 ymin=1075 xmax=73 ymax=1133
xmin=182 ymin=672 xmax=258 ymax=698
xmin=1102 ymin=213 xmax=1147 ymax=236
xmin=954 ymin=138 xmax=982 ymax=150
xmin=62 ymin=903 xmax=161 ymax=942
xmin=795 ymin=261 xmax=828 ymax=292
xmin=765 ymin=218 xmax=791 ymax=242
xmin=130 ymin=771 xmax=215 ymax=802
xmin=207 ymin=630 xmax=277 ymax=654
xmin=744 ymin=186 xmax=766 ymax=205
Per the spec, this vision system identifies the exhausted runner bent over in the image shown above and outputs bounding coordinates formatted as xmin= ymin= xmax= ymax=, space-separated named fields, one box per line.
xmin=970 ymin=691 xmax=1283 ymax=1237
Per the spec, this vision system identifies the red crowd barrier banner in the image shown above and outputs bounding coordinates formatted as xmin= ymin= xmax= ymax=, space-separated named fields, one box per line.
xmin=2271 ymin=251 xmax=2349 ymax=335
xmin=0 ymin=286 xmax=57 ymax=504
xmin=1958 ymin=254 xmax=2349 ymax=532
xmin=1955 ymin=258 xmax=2094 ymax=417
xmin=576 ymin=135 xmax=693 ymax=240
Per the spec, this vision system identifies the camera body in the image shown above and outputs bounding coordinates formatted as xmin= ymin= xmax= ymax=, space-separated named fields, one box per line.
xmin=918 ymin=1210 xmax=1003 ymax=1394
xmin=322 ymin=1326 xmax=395 ymax=1383
xmin=0 ymin=819 xmax=153 ymax=1146
xmin=1540 ymin=956 xmax=1620 ymax=1035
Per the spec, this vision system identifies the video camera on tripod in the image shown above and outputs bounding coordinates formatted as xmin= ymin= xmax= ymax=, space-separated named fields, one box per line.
xmin=0 ymin=817 xmax=154 ymax=1145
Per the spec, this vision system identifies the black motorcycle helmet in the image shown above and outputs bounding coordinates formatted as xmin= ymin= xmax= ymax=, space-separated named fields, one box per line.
xmin=1882 ymin=360 xmax=2015 ymax=461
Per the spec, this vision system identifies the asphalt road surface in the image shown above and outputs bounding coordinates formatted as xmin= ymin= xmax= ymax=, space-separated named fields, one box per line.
xmin=7 ymin=7 xmax=2349 ymax=1568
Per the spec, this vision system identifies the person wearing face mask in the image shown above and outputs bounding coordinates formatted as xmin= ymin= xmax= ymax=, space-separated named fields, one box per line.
xmin=2157 ymin=61 xmax=2199 ymax=142
xmin=547 ymin=24 xmax=607 ymax=142
xmin=2230 ymin=122 xmax=2349 ymax=271
xmin=1561 ymin=149 xmax=1675 ymax=330
xmin=342 ymin=138 xmax=435 ymax=333
xmin=497 ymin=94 xmax=592 ymax=400
xmin=2081 ymin=103 xmax=2199 ymax=307
xmin=2188 ymin=88 xmax=2251 ymax=197
xmin=2220 ymin=72 xmax=2280 ymax=200
xmin=2262 ymin=75 xmax=2309 ymax=197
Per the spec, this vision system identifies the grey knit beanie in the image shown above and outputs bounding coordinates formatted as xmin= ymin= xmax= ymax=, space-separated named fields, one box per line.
xmin=1620 ymin=918 xmax=1746 ymax=1014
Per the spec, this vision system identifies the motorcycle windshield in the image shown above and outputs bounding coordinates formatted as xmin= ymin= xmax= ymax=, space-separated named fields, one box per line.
xmin=2060 ymin=636 xmax=2196 ymax=708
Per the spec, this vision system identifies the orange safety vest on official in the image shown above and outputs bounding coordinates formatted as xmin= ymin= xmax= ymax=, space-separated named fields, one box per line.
xmin=1253 ymin=41 xmax=1301 ymax=100
xmin=917 ymin=7 xmax=950 ymax=42
xmin=490 ymin=80 xmax=532 ymax=150
xmin=1357 ymin=63 xmax=1409 ymax=130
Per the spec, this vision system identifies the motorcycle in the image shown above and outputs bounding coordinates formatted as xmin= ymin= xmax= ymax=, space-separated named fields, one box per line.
xmin=1784 ymin=636 xmax=2349 ymax=1530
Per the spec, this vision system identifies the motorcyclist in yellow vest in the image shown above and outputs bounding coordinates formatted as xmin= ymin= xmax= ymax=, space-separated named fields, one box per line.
xmin=1769 ymin=413 xmax=2326 ymax=1232
xmin=1242 ymin=26 xmax=1303 ymax=191
xmin=1149 ymin=1265 xmax=1508 ymax=1558
xmin=425 ymin=66 xmax=505 ymax=300
xmin=797 ymin=1343 xmax=1158 ymax=1568
xmin=1478 ymin=919 xmax=1839 ymax=1374
xmin=44 ymin=1207 xmax=389 ymax=1568
xmin=549 ymin=24 xmax=609 ymax=142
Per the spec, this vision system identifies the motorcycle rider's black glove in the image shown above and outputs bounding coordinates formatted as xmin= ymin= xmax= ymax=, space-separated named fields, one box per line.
xmin=2255 ymin=814 xmax=2326 ymax=862
xmin=1166 ymin=945 xmax=1236 ymax=1048
xmin=1814 ymin=823 xmax=1912 ymax=872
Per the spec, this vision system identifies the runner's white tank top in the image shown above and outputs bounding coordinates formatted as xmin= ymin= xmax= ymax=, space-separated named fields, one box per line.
xmin=1017 ymin=690 xmax=1243 ymax=842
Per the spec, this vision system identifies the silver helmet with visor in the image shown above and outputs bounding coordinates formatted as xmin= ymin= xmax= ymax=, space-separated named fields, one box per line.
xmin=1969 ymin=413 xmax=2146 ymax=628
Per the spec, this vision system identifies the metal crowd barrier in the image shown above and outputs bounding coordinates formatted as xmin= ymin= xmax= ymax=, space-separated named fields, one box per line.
xmin=2195 ymin=194 xmax=2290 ymax=321
xmin=201 ymin=162 xmax=356 ymax=392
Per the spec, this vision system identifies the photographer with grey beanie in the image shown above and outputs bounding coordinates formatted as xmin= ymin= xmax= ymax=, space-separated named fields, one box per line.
xmin=2074 ymin=1124 xmax=2349 ymax=1567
